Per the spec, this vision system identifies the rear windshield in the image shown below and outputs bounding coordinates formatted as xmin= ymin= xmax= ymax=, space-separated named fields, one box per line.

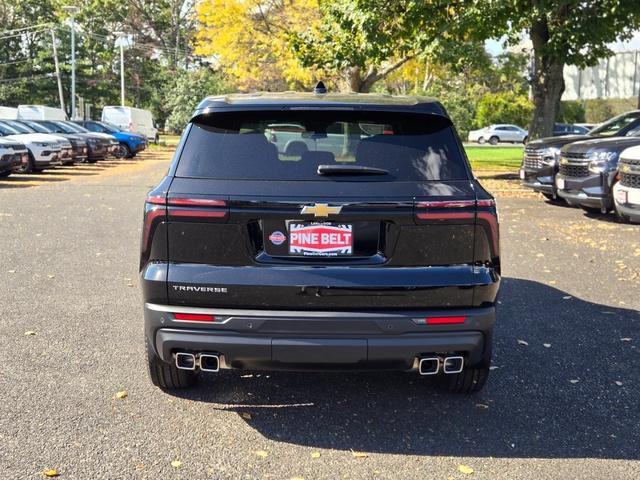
xmin=175 ymin=111 xmax=468 ymax=181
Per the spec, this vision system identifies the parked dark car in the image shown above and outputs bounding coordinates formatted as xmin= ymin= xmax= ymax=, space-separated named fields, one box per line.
xmin=553 ymin=123 xmax=589 ymax=136
xmin=60 ymin=121 xmax=120 ymax=157
xmin=556 ymin=132 xmax=640 ymax=214
xmin=521 ymin=111 xmax=640 ymax=199
xmin=17 ymin=120 xmax=87 ymax=164
xmin=34 ymin=120 xmax=112 ymax=162
xmin=140 ymin=90 xmax=501 ymax=394
xmin=74 ymin=120 xmax=147 ymax=158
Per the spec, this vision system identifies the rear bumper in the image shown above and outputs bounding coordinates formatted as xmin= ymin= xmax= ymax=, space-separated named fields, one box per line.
xmin=132 ymin=142 xmax=146 ymax=153
xmin=556 ymin=172 xmax=614 ymax=209
xmin=0 ymin=154 xmax=23 ymax=172
xmin=520 ymin=166 xmax=556 ymax=195
xmin=144 ymin=303 xmax=495 ymax=371
xmin=613 ymin=183 xmax=640 ymax=222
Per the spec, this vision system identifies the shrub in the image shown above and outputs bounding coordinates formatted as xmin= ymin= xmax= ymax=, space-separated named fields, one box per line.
xmin=557 ymin=101 xmax=586 ymax=123
xmin=474 ymin=91 xmax=533 ymax=129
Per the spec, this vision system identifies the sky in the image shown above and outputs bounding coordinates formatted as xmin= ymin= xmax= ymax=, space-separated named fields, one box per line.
xmin=485 ymin=31 xmax=640 ymax=56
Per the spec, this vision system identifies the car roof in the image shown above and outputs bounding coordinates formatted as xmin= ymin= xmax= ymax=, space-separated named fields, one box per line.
xmin=191 ymin=92 xmax=448 ymax=120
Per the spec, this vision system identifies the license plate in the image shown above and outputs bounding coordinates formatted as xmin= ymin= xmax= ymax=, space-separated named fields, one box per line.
xmin=556 ymin=178 xmax=565 ymax=190
xmin=629 ymin=188 xmax=640 ymax=205
xmin=289 ymin=223 xmax=353 ymax=256
xmin=615 ymin=187 xmax=628 ymax=205
xmin=519 ymin=169 xmax=525 ymax=180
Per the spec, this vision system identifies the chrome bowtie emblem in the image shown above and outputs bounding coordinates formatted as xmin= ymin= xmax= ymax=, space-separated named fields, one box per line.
xmin=300 ymin=203 xmax=342 ymax=217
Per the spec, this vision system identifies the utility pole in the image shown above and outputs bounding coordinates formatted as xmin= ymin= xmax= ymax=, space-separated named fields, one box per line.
xmin=50 ymin=29 xmax=65 ymax=113
xmin=114 ymin=32 xmax=125 ymax=106
xmin=63 ymin=5 xmax=80 ymax=120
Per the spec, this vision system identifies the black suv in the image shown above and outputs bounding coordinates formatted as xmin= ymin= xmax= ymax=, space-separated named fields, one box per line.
xmin=141 ymin=91 xmax=501 ymax=394
xmin=521 ymin=111 xmax=640 ymax=200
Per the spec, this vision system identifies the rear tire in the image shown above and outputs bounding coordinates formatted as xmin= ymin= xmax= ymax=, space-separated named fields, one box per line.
xmin=115 ymin=144 xmax=131 ymax=159
xmin=145 ymin=336 xmax=196 ymax=390
xmin=488 ymin=136 xmax=499 ymax=145
xmin=523 ymin=136 xmax=529 ymax=144
xmin=445 ymin=365 xmax=490 ymax=394
xmin=477 ymin=137 xmax=485 ymax=144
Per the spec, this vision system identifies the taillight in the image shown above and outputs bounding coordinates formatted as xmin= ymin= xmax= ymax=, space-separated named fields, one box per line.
xmin=166 ymin=195 xmax=228 ymax=221
xmin=414 ymin=199 xmax=476 ymax=222
xmin=173 ymin=313 xmax=216 ymax=322
xmin=475 ymin=198 xmax=499 ymax=255
xmin=141 ymin=196 xmax=167 ymax=268
xmin=413 ymin=316 xmax=467 ymax=325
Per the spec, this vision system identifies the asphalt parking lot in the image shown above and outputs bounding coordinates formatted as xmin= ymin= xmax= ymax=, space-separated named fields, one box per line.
xmin=1 ymin=149 xmax=639 ymax=479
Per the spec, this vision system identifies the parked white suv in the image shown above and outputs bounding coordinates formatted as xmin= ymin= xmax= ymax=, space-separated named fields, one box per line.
xmin=468 ymin=124 xmax=529 ymax=145
xmin=0 ymin=138 xmax=29 ymax=177
xmin=613 ymin=145 xmax=640 ymax=223
xmin=0 ymin=120 xmax=62 ymax=173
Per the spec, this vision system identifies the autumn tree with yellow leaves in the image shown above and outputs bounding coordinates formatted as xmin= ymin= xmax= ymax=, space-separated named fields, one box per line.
xmin=194 ymin=0 xmax=327 ymax=91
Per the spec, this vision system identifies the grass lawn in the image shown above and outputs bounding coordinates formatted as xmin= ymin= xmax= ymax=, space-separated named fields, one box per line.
xmin=464 ymin=145 xmax=523 ymax=171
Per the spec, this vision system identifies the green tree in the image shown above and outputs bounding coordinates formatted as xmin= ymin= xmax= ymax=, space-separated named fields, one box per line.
xmin=478 ymin=0 xmax=640 ymax=139
xmin=165 ymin=69 xmax=230 ymax=132
xmin=291 ymin=0 xmax=463 ymax=92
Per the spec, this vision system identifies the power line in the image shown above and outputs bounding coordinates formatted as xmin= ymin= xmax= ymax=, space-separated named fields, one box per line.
xmin=0 ymin=58 xmax=40 ymax=67
xmin=0 ymin=26 xmax=52 ymax=41
xmin=0 ymin=24 xmax=54 ymax=36
xmin=0 ymin=73 xmax=54 ymax=83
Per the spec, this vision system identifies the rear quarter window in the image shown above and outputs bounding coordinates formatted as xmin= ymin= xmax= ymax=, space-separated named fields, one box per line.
xmin=175 ymin=111 xmax=469 ymax=181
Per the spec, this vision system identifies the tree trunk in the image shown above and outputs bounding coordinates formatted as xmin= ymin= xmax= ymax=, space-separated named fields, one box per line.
xmin=528 ymin=18 xmax=565 ymax=140
xmin=344 ymin=67 xmax=365 ymax=92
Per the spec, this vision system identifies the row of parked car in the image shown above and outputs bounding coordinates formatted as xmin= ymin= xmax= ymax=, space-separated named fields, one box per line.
xmin=468 ymin=123 xmax=594 ymax=145
xmin=0 ymin=118 xmax=148 ymax=177
xmin=520 ymin=110 xmax=640 ymax=224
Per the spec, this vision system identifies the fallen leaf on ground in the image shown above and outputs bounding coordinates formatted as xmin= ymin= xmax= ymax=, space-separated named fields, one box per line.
xmin=289 ymin=477 xmax=305 ymax=480
xmin=311 ymin=452 xmax=321 ymax=459
xmin=8 ymin=269 xmax=16 ymax=273
xmin=47 ymin=274 xmax=55 ymax=279
xmin=458 ymin=464 xmax=474 ymax=474
xmin=351 ymin=450 xmax=369 ymax=458
xmin=517 ymin=339 xmax=529 ymax=346
xmin=24 ymin=331 xmax=37 ymax=336
xmin=43 ymin=469 xmax=59 ymax=477
xmin=171 ymin=460 xmax=182 ymax=468
xmin=241 ymin=412 xmax=252 ymax=420
xmin=115 ymin=390 xmax=128 ymax=399
xmin=255 ymin=450 xmax=268 ymax=458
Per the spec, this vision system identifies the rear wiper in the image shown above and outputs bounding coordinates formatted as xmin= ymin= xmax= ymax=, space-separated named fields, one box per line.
xmin=317 ymin=164 xmax=389 ymax=175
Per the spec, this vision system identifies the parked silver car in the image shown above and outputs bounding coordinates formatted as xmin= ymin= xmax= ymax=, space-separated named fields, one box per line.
xmin=468 ymin=124 xmax=529 ymax=145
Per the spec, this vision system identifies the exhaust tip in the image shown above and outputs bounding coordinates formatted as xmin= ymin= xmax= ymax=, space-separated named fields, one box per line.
xmin=199 ymin=354 xmax=220 ymax=372
xmin=443 ymin=356 xmax=464 ymax=374
xmin=175 ymin=352 xmax=196 ymax=371
xmin=418 ymin=357 xmax=440 ymax=376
